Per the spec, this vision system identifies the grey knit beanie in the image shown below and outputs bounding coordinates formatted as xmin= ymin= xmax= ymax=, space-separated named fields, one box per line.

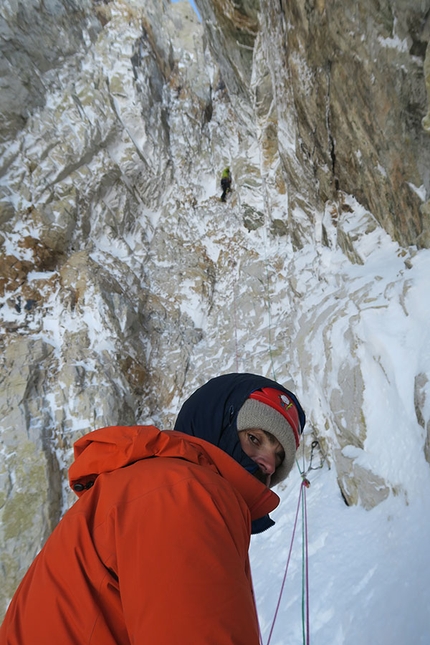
xmin=237 ymin=398 xmax=298 ymax=486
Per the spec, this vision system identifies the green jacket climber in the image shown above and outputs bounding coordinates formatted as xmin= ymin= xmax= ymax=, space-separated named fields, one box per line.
xmin=220 ymin=167 xmax=232 ymax=202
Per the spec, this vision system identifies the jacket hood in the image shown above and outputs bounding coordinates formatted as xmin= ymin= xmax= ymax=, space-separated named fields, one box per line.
xmin=174 ymin=372 xmax=306 ymax=478
xmin=69 ymin=425 xmax=279 ymax=523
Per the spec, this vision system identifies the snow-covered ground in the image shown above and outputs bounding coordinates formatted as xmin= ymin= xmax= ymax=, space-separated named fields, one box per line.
xmin=252 ymin=457 xmax=430 ymax=644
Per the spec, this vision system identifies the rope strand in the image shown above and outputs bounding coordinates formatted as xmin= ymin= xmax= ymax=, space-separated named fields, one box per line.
xmin=232 ymin=259 xmax=240 ymax=371
xmin=266 ymin=480 xmax=305 ymax=645
xmin=301 ymin=482 xmax=310 ymax=645
xmin=267 ymin=438 xmax=312 ymax=645
xmin=301 ymin=485 xmax=306 ymax=645
xmin=304 ymin=485 xmax=310 ymax=645
xmin=261 ymin=218 xmax=277 ymax=382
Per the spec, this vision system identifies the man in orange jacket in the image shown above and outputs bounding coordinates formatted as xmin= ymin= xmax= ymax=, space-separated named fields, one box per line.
xmin=0 ymin=373 xmax=305 ymax=644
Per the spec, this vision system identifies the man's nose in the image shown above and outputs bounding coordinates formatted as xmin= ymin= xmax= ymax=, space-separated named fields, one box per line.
xmin=255 ymin=452 xmax=276 ymax=476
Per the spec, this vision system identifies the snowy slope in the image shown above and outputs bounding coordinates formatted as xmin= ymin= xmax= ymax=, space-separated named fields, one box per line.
xmin=248 ymin=224 xmax=430 ymax=644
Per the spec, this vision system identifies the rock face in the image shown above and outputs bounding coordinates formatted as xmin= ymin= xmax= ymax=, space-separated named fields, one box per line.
xmin=0 ymin=0 xmax=103 ymax=142
xmin=0 ymin=0 xmax=429 ymax=618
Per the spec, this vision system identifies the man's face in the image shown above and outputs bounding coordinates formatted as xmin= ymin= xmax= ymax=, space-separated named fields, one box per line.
xmin=238 ymin=428 xmax=285 ymax=487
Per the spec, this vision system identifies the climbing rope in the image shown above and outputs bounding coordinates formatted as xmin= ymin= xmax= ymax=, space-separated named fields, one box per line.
xmin=301 ymin=480 xmax=310 ymax=645
xmin=231 ymin=257 xmax=240 ymax=371
xmin=262 ymin=223 xmax=278 ymax=382
xmin=266 ymin=476 xmax=310 ymax=645
xmin=265 ymin=437 xmax=328 ymax=645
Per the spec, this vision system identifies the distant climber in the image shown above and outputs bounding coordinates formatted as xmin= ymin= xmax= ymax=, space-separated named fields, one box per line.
xmin=220 ymin=166 xmax=232 ymax=202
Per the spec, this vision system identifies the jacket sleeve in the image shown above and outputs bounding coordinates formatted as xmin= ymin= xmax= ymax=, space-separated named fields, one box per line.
xmin=112 ymin=466 xmax=261 ymax=645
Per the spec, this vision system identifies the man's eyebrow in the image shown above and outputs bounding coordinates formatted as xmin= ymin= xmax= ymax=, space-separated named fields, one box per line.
xmin=263 ymin=430 xmax=279 ymax=444
xmin=263 ymin=431 xmax=285 ymax=457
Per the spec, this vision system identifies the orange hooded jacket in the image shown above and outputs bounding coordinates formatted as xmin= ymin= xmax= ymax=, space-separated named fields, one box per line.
xmin=0 ymin=425 xmax=279 ymax=644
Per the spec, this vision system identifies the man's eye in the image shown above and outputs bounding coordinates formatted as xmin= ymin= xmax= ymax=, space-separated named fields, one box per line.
xmin=248 ymin=434 xmax=259 ymax=445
